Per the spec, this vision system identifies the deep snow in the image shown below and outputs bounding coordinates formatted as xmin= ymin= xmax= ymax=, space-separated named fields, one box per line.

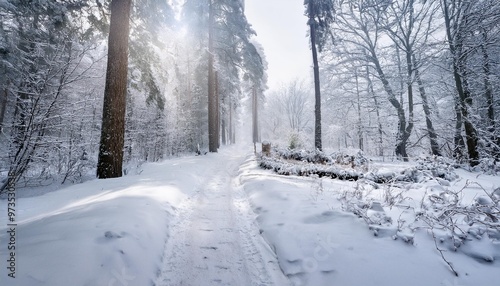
xmin=1 ymin=145 xmax=499 ymax=286
xmin=239 ymin=156 xmax=500 ymax=285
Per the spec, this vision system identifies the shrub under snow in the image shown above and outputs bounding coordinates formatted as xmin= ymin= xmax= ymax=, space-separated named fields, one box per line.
xmin=259 ymin=147 xmax=459 ymax=185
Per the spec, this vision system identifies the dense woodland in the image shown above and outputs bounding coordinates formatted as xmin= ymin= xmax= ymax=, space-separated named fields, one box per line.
xmin=265 ymin=0 xmax=500 ymax=167
xmin=0 ymin=0 xmax=499 ymax=192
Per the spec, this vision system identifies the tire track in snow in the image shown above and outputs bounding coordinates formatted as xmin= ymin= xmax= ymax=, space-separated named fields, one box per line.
xmin=155 ymin=150 xmax=288 ymax=286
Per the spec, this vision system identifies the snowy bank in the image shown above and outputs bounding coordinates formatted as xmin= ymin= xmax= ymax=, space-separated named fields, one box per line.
xmin=241 ymin=154 xmax=500 ymax=286
xmin=0 ymin=153 xmax=225 ymax=286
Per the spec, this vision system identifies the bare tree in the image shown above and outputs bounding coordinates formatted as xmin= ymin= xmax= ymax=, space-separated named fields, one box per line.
xmin=281 ymin=80 xmax=312 ymax=133
xmin=383 ymin=0 xmax=441 ymax=157
xmin=261 ymin=79 xmax=314 ymax=146
xmin=365 ymin=66 xmax=385 ymax=157
xmin=335 ymin=1 xmax=413 ymax=159
xmin=413 ymin=54 xmax=441 ymax=156
xmin=441 ymin=0 xmax=479 ymax=165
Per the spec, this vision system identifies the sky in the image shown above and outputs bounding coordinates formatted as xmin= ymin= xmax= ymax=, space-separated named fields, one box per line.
xmin=245 ymin=0 xmax=312 ymax=92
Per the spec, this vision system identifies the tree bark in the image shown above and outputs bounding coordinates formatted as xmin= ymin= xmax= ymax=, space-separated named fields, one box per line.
xmin=393 ymin=47 xmax=410 ymax=161
xmin=221 ymin=118 xmax=226 ymax=145
xmin=308 ymin=0 xmax=322 ymax=151
xmin=215 ymin=70 xmax=220 ymax=149
xmin=453 ymin=96 xmax=466 ymax=160
xmin=0 ymin=86 xmax=7 ymax=133
xmin=0 ymin=20 xmax=7 ymax=133
xmin=442 ymin=0 xmax=479 ymax=166
xmin=207 ymin=0 xmax=217 ymax=152
xmin=481 ymin=34 xmax=494 ymax=135
xmin=229 ymin=95 xmax=233 ymax=145
xmin=481 ymin=31 xmax=498 ymax=158
xmin=96 ymin=0 xmax=132 ymax=178
xmin=403 ymin=50 xmax=414 ymax=158
xmin=354 ymin=69 xmax=363 ymax=151
xmin=372 ymin=50 xmax=407 ymax=159
xmin=413 ymin=55 xmax=441 ymax=156
xmin=366 ymin=67 xmax=384 ymax=157
xmin=252 ymin=85 xmax=259 ymax=143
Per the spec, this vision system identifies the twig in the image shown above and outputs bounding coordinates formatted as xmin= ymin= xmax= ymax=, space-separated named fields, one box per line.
xmin=428 ymin=226 xmax=459 ymax=276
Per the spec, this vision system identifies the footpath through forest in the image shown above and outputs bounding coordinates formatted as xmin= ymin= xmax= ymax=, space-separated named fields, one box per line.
xmin=1 ymin=145 xmax=498 ymax=286
xmin=155 ymin=147 xmax=288 ymax=285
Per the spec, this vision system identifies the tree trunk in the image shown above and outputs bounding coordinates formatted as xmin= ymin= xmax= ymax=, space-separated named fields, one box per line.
xmin=458 ymin=64 xmax=479 ymax=166
xmin=207 ymin=0 xmax=217 ymax=152
xmin=403 ymin=50 xmax=414 ymax=159
xmin=308 ymin=0 xmax=322 ymax=151
xmin=231 ymin=119 xmax=235 ymax=144
xmin=187 ymin=54 xmax=192 ymax=105
xmin=96 ymin=0 xmax=132 ymax=178
xmin=229 ymin=95 xmax=233 ymax=145
xmin=393 ymin=47 xmax=410 ymax=161
xmin=453 ymin=96 xmax=466 ymax=160
xmin=0 ymin=86 xmax=7 ymax=133
xmin=458 ymin=52 xmax=479 ymax=166
xmin=372 ymin=50 xmax=407 ymax=160
xmin=413 ymin=55 xmax=441 ymax=156
xmin=220 ymin=73 xmax=226 ymax=146
xmin=354 ymin=69 xmax=363 ymax=151
xmin=252 ymin=85 xmax=259 ymax=143
xmin=221 ymin=118 xmax=226 ymax=145
xmin=481 ymin=31 xmax=498 ymax=158
xmin=0 ymin=20 xmax=7 ymax=133
xmin=365 ymin=67 xmax=383 ymax=157
xmin=215 ymin=70 xmax=220 ymax=149
xmin=124 ymin=88 xmax=134 ymax=162
xmin=442 ymin=0 xmax=479 ymax=166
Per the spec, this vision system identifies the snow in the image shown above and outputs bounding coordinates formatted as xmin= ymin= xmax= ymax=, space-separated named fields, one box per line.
xmin=0 ymin=0 xmax=15 ymax=10
xmin=1 ymin=146 xmax=499 ymax=285
xmin=0 ymin=150 xmax=242 ymax=285
xmin=241 ymin=155 xmax=500 ymax=285
xmin=154 ymin=150 xmax=288 ymax=285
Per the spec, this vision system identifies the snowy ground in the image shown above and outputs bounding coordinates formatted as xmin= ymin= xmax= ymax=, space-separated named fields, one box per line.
xmin=240 ymin=156 xmax=500 ymax=286
xmin=1 ymin=145 xmax=499 ymax=285
xmin=154 ymin=149 xmax=287 ymax=285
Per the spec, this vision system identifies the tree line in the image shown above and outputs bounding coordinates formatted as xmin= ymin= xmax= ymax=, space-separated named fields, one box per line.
xmin=0 ymin=0 xmax=266 ymax=191
xmin=266 ymin=0 xmax=498 ymax=168
xmin=1 ymin=0 xmax=498 ymax=192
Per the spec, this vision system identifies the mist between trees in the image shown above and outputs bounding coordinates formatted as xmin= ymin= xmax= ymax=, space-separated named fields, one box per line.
xmin=0 ymin=0 xmax=265 ymax=191
xmin=0 ymin=0 xmax=499 ymax=193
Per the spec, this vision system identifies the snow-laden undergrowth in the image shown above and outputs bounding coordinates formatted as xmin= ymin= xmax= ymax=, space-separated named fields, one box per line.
xmin=253 ymin=148 xmax=499 ymax=283
xmin=339 ymin=176 xmax=500 ymax=271
xmin=259 ymin=147 xmax=459 ymax=183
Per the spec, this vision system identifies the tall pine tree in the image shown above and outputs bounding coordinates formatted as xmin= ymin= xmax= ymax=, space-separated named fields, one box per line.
xmin=305 ymin=0 xmax=335 ymax=151
xmin=96 ymin=0 xmax=132 ymax=178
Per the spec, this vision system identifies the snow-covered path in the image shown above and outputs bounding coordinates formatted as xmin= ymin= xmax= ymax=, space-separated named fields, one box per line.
xmin=3 ymin=146 xmax=497 ymax=286
xmin=155 ymin=149 xmax=288 ymax=286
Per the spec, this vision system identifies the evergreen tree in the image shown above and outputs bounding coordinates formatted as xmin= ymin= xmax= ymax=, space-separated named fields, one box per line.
xmin=96 ymin=0 xmax=132 ymax=179
xmin=304 ymin=0 xmax=335 ymax=151
xmin=183 ymin=0 xmax=264 ymax=152
xmin=0 ymin=0 xmax=96 ymax=192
